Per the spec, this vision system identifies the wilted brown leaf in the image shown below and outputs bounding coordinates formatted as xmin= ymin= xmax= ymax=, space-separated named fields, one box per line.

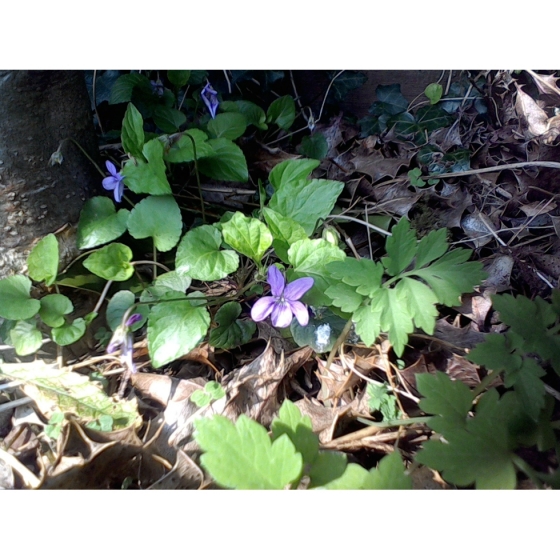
xmin=525 ymin=70 xmax=560 ymax=98
xmin=515 ymin=85 xmax=549 ymax=137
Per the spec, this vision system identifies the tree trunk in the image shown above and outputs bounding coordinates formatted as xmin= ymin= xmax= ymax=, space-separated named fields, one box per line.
xmin=0 ymin=71 xmax=100 ymax=278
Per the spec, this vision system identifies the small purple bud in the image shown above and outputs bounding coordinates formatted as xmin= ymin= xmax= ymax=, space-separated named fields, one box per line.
xmin=125 ymin=313 xmax=142 ymax=328
xmin=201 ymin=82 xmax=219 ymax=119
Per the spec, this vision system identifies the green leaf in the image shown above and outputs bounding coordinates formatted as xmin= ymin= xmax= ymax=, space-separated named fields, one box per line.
xmin=221 ymin=211 xmax=273 ymax=264
xmin=83 ymin=243 xmax=135 ymax=282
xmin=27 ymin=233 xmax=59 ymax=286
xmin=375 ymin=288 xmax=413 ymax=357
xmin=147 ymin=294 xmax=210 ymax=367
xmin=162 ymin=129 xmax=215 ymax=163
xmin=0 ymin=275 xmax=40 ymax=320
xmin=77 ymin=197 xmax=130 ymax=250
xmin=209 ymin=301 xmax=256 ymax=349
xmin=195 ymin=414 xmax=302 ymax=489
xmin=123 ymin=139 xmax=172 ymax=195
xmin=326 ymin=257 xmax=384 ymax=297
xmin=416 ymin=389 xmax=519 ymax=489
xmin=395 ymin=277 xmax=439 ymax=334
xmin=269 ymin=158 xmax=320 ymax=191
xmin=416 ymin=105 xmax=455 ymax=133
xmin=408 ymin=168 xmax=426 ymax=187
xmin=39 ymin=294 xmax=73 ymax=328
xmin=353 ymin=300 xmax=383 ymax=347
xmin=109 ymin=73 xmax=151 ymax=104
xmin=324 ymin=282 xmax=365 ymax=313
xmin=267 ymin=95 xmax=296 ymax=130
xmin=221 ymin=100 xmax=267 ymax=130
xmin=207 ymin=112 xmax=247 ymax=140
xmin=52 ymin=318 xmax=86 ymax=346
xmin=121 ymin=103 xmax=145 ymax=158
xmin=153 ymin=270 xmax=192 ymax=294
xmin=372 ymin=84 xmax=409 ymax=115
xmin=299 ymin=133 xmax=328 ymax=160
xmin=307 ymin=451 xmax=348 ymax=488
xmin=190 ymin=381 xmax=225 ymax=407
xmin=197 ymin=138 xmax=248 ymax=182
xmin=382 ymin=218 xmax=417 ymax=276
xmin=127 ymin=195 xmax=182 ymax=252
xmin=0 ymin=360 xmax=139 ymax=429
xmin=175 ymin=225 xmax=239 ymax=281
xmin=367 ymin=383 xmax=401 ymax=421
xmin=287 ymin=239 xmax=346 ymax=307
xmin=106 ymin=290 xmax=147 ymax=332
xmin=9 ymin=320 xmax=43 ymax=355
xmin=153 ymin=105 xmax=187 ymax=133
xmin=271 ymin=400 xmax=318 ymax=466
xmin=415 ymin=228 xmax=448 ymax=268
xmin=269 ymin=177 xmax=345 ymax=236
xmin=416 ymin=372 xmax=473 ymax=434
xmin=425 ymin=83 xmax=443 ymax=104
xmin=262 ymin=208 xmax=308 ymax=263
xmin=167 ymin=70 xmax=191 ymax=88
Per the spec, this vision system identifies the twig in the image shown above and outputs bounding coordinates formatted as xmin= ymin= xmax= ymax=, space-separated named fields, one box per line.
xmin=92 ymin=70 xmax=104 ymax=135
xmin=326 ymin=214 xmax=392 ymax=237
xmin=0 ymin=397 xmax=33 ymax=413
xmin=0 ymin=447 xmax=41 ymax=489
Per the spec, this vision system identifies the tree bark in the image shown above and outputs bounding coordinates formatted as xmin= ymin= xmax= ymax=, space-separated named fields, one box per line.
xmin=0 ymin=71 xmax=100 ymax=278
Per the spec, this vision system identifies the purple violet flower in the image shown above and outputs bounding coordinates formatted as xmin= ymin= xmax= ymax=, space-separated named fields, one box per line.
xmin=102 ymin=160 xmax=125 ymax=203
xmin=151 ymin=79 xmax=164 ymax=97
xmin=251 ymin=265 xmax=314 ymax=328
xmin=201 ymin=82 xmax=219 ymax=119
xmin=107 ymin=314 xmax=143 ymax=374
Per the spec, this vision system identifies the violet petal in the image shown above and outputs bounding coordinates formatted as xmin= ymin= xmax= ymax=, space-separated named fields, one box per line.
xmin=284 ymin=276 xmax=314 ymax=301
xmin=271 ymin=302 xmax=293 ymax=328
xmin=267 ymin=265 xmax=286 ymax=297
xmin=289 ymin=300 xmax=310 ymax=326
xmin=251 ymin=296 xmax=276 ymax=322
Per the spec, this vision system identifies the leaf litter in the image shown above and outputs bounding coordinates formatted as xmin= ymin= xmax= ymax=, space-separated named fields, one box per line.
xmin=3 ymin=70 xmax=560 ymax=489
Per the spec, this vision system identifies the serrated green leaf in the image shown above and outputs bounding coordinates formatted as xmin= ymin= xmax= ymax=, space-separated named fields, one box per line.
xmin=382 ymin=218 xmax=417 ymax=276
xmin=353 ymin=302 xmax=383 ymax=346
xmin=324 ymin=283 xmax=364 ymax=313
xmin=326 ymin=257 xmax=384 ymax=297
xmin=195 ymin=414 xmax=303 ymax=489
xmin=271 ymin=400 xmax=318 ymax=465
xmin=411 ymin=249 xmax=486 ymax=306
xmin=375 ymin=288 xmax=413 ymax=357
xmin=396 ymin=277 xmax=438 ymax=334
xmin=268 ymin=177 xmax=344 ymax=236
xmin=416 ymin=388 xmax=519 ymax=489
xmin=123 ymin=139 xmax=171 ymax=195
xmin=207 ymin=112 xmax=247 ymax=140
xmin=268 ymin=158 xmax=320 ymax=191
xmin=127 ymin=195 xmax=182 ymax=252
xmin=121 ymin=103 xmax=145 ymax=158
xmin=147 ymin=294 xmax=210 ymax=367
xmin=153 ymin=105 xmax=187 ymax=133
xmin=163 ymin=129 xmax=215 ymax=163
xmin=367 ymin=383 xmax=401 ymax=421
xmin=175 ymin=225 xmax=239 ymax=281
xmin=416 ymin=372 xmax=473 ymax=434
xmin=287 ymin=239 xmax=345 ymax=306
xmin=83 ymin=243 xmax=134 ymax=282
xmin=52 ymin=318 xmax=86 ymax=346
xmin=77 ymin=197 xmax=130 ymax=249
xmin=0 ymin=275 xmax=40 ymax=320
xmin=9 ymin=320 xmax=43 ymax=355
xmin=197 ymin=138 xmax=248 ymax=182
xmin=39 ymin=294 xmax=73 ymax=328
xmin=221 ymin=212 xmax=272 ymax=264
xmin=0 ymin=360 xmax=139 ymax=429
xmin=468 ymin=333 xmax=522 ymax=374
xmin=415 ymin=228 xmax=448 ymax=268
xmin=167 ymin=70 xmax=191 ymax=88
xmin=267 ymin=95 xmax=296 ymax=130
xmin=208 ymin=301 xmax=255 ymax=349
xmin=27 ymin=234 xmax=58 ymax=286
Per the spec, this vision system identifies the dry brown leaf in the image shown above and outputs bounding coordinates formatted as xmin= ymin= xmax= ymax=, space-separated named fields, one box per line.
xmin=446 ymin=353 xmax=481 ymax=387
xmin=515 ymin=85 xmax=549 ymax=137
xmin=368 ymin=181 xmax=422 ymax=216
xmin=294 ymin=398 xmax=352 ymax=444
xmin=525 ymin=70 xmax=560 ymax=98
xmin=350 ymin=151 xmax=411 ymax=182
xmin=148 ymin=449 xmax=204 ymax=490
xmin=520 ymin=199 xmax=557 ymax=217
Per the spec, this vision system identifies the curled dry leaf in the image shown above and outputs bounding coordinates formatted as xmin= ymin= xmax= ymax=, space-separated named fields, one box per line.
xmin=515 ymin=85 xmax=549 ymax=137
xmin=525 ymin=70 xmax=560 ymax=98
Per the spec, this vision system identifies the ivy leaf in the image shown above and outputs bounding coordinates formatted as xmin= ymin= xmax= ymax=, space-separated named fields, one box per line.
xmin=207 ymin=112 xmax=247 ymax=140
xmin=83 ymin=243 xmax=134 ymax=282
xmin=27 ymin=233 xmax=58 ymax=286
xmin=262 ymin=208 xmax=308 ymax=263
xmin=268 ymin=177 xmax=344 ymax=236
xmin=197 ymin=138 xmax=248 ymax=182
xmin=39 ymin=294 xmax=73 ymax=328
xmin=416 ymin=389 xmax=519 ymax=489
xmin=0 ymin=275 xmax=40 ymax=320
xmin=9 ymin=320 xmax=43 ymax=356
xmin=77 ymin=197 xmax=130 ymax=250
xmin=147 ymin=293 xmax=210 ymax=367
xmin=175 ymin=225 xmax=239 ymax=281
xmin=382 ymin=218 xmax=417 ymax=276
xmin=121 ymin=103 xmax=145 ymax=159
xmin=162 ymin=129 xmax=215 ymax=163
xmin=195 ymin=414 xmax=303 ymax=489
xmin=287 ymin=239 xmax=345 ymax=307
xmin=127 ymin=195 xmax=182 ymax=252
xmin=209 ymin=302 xmax=256 ymax=350
xmin=268 ymin=158 xmax=320 ymax=191
xmin=267 ymin=95 xmax=296 ymax=130
xmin=416 ymin=372 xmax=473 ymax=434
xmin=123 ymin=139 xmax=172 ymax=195
xmin=221 ymin=212 xmax=273 ymax=264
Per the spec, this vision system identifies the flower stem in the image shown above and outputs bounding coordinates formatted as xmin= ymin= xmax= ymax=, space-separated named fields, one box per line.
xmin=184 ymin=132 xmax=206 ymax=223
